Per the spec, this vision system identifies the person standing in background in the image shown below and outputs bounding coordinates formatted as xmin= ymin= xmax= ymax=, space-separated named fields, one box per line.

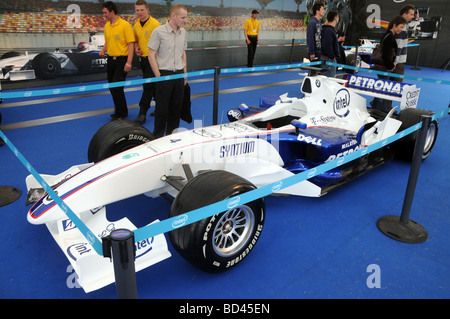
xmin=133 ymin=0 xmax=161 ymax=124
xmin=394 ymin=4 xmax=415 ymax=82
xmin=306 ymin=2 xmax=325 ymax=61
xmin=99 ymin=1 xmax=135 ymax=120
xmin=244 ymin=10 xmax=260 ymax=67
xmin=371 ymin=16 xmax=407 ymax=112
xmin=321 ymin=11 xmax=340 ymax=77
xmin=147 ymin=4 xmax=188 ymax=138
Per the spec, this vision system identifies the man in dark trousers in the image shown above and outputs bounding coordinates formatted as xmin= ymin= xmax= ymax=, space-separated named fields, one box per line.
xmin=99 ymin=1 xmax=135 ymax=120
xmin=243 ymin=10 xmax=260 ymax=67
xmin=133 ymin=0 xmax=161 ymax=124
xmin=148 ymin=4 xmax=188 ymax=138
xmin=321 ymin=11 xmax=340 ymax=77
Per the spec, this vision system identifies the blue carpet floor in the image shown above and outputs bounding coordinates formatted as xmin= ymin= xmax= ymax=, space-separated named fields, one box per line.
xmin=0 ymin=64 xmax=449 ymax=300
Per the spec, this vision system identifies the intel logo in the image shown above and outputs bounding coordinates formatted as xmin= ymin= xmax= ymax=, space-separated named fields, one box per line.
xmin=333 ymin=89 xmax=350 ymax=118
xmin=227 ymin=196 xmax=241 ymax=209
xmin=272 ymin=181 xmax=283 ymax=193
xmin=172 ymin=214 xmax=188 ymax=229
xmin=307 ymin=168 xmax=317 ymax=179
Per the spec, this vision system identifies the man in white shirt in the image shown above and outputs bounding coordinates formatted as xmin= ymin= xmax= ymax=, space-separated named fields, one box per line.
xmin=147 ymin=4 xmax=188 ymax=138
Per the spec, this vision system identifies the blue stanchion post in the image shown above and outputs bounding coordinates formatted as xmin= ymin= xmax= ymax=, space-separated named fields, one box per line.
xmin=377 ymin=115 xmax=431 ymax=244
xmin=103 ymin=229 xmax=138 ymax=299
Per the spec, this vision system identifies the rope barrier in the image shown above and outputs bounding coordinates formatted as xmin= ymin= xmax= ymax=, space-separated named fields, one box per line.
xmin=326 ymin=61 xmax=450 ymax=85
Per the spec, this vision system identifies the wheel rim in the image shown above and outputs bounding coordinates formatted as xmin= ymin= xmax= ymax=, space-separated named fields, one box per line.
xmin=213 ymin=205 xmax=254 ymax=257
xmin=423 ymin=122 xmax=437 ymax=155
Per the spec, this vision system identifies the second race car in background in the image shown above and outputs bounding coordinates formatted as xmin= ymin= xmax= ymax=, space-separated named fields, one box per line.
xmin=0 ymin=35 xmax=107 ymax=81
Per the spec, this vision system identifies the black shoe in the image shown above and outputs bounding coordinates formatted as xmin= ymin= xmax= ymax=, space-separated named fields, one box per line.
xmin=110 ymin=113 xmax=127 ymax=120
xmin=134 ymin=114 xmax=146 ymax=124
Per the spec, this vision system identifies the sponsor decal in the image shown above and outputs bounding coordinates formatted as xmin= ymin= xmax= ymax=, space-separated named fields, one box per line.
xmin=333 ymin=89 xmax=350 ymax=118
xmin=193 ymin=129 xmax=222 ymax=138
xmin=172 ymin=214 xmax=188 ymax=229
xmin=219 ymin=141 xmax=256 ymax=158
xmin=309 ymin=115 xmax=336 ymax=126
xmin=325 ymin=145 xmax=362 ymax=162
xmin=67 ymin=243 xmax=92 ymax=261
xmin=66 ymin=237 xmax=155 ymax=261
xmin=92 ymin=58 xmax=107 ymax=66
xmin=342 ymin=139 xmax=358 ymax=150
xmin=307 ymin=168 xmax=317 ymax=178
xmin=297 ymin=134 xmax=322 ymax=146
xmin=347 ymin=75 xmax=406 ymax=97
xmin=272 ymin=181 xmax=283 ymax=193
xmin=227 ymin=196 xmax=241 ymax=209
xmin=122 ymin=153 xmax=139 ymax=160
xmin=63 ymin=219 xmax=77 ymax=232
xmin=223 ymin=122 xmax=256 ymax=133
xmin=400 ymin=86 xmax=420 ymax=109
xmin=135 ymin=237 xmax=154 ymax=259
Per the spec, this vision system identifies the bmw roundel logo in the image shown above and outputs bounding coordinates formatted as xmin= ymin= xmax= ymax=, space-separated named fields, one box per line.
xmin=315 ymin=79 xmax=321 ymax=87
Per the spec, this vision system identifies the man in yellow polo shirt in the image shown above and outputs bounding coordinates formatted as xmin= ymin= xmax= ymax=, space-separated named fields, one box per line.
xmin=99 ymin=1 xmax=135 ymax=120
xmin=133 ymin=0 xmax=161 ymax=124
xmin=244 ymin=9 xmax=260 ymax=67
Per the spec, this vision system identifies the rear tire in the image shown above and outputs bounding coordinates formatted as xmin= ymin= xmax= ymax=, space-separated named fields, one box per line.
xmin=88 ymin=119 xmax=154 ymax=162
xmin=394 ymin=108 xmax=438 ymax=161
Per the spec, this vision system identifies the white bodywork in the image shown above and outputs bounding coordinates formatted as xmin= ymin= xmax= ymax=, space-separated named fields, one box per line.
xmin=25 ymin=74 xmax=419 ymax=292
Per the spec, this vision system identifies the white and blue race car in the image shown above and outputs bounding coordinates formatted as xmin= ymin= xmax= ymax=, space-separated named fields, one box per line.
xmin=0 ymin=39 xmax=107 ymax=81
xmin=25 ymin=70 xmax=439 ymax=292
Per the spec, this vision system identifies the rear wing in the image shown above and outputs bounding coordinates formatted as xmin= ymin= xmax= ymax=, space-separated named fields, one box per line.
xmin=345 ymin=74 xmax=420 ymax=110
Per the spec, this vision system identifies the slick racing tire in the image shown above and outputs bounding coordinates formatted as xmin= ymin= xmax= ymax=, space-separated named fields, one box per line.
xmin=345 ymin=53 xmax=361 ymax=74
xmin=88 ymin=119 xmax=154 ymax=162
xmin=32 ymin=53 xmax=61 ymax=79
xmin=169 ymin=170 xmax=265 ymax=273
xmin=1 ymin=51 xmax=21 ymax=59
xmin=394 ymin=108 xmax=438 ymax=161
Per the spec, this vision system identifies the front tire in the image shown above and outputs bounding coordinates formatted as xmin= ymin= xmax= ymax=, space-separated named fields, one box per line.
xmin=32 ymin=53 xmax=61 ymax=79
xmin=88 ymin=119 xmax=154 ymax=162
xmin=169 ymin=170 xmax=265 ymax=273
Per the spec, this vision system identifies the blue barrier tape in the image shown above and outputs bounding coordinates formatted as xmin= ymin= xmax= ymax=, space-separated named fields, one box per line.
xmin=134 ymin=106 xmax=450 ymax=242
xmin=0 ymin=62 xmax=322 ymax=100
xmin=0 ymin=129 xmax=104 ymax=255
xmin=221 ymin=61 xmax=322 ymax=74
xmin=0 ymin=69 xmax=215 ymax=99
xmin=3 ymin=107 xmax=448 ymax=250
xmin=1 ymin=56 xmax=449 ymax=255
xmin=134 ymin=118 xmax=416 ymax=241
xmin=342 ymin=43 xmax=419 ymax=49
xmin=326 ymin=61 xmax=450 ymax=85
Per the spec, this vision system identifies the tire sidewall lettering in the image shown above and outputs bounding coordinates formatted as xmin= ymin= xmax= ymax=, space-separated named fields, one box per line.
xmin=201 ymin=206 xmax=264 ymax=270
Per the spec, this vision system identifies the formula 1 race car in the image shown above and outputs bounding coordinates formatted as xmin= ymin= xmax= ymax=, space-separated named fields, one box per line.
xmin=344 ymin=39 xmax=377 ymax=70
xmin=408 ymin=7 xmax=442 ymax=39
xmin=0 ymin=40 xmax=106 ymax=81
xmin=24 ymin=69 xmax=439 ymax=292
